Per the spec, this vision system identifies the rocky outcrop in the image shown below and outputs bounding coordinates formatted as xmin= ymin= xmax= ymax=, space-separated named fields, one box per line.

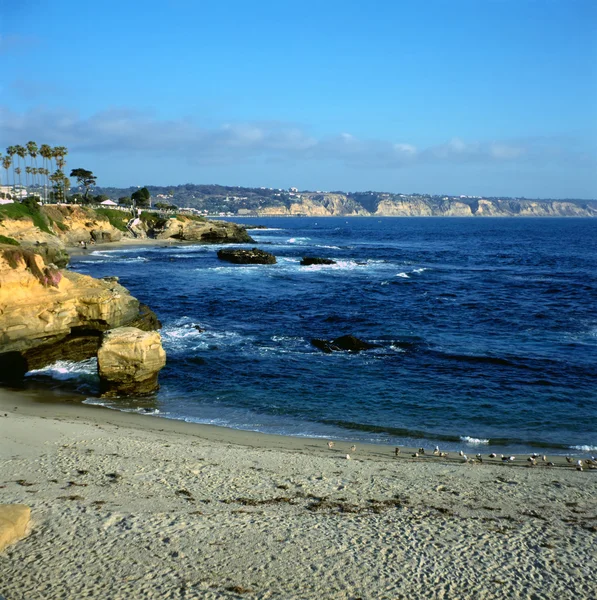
xmin=0 ymin=245 xmax=149 ymax=376
xmin=217 ymin=248 xmax=277 ymax=264
xmin=300 ymin=257 xmax=336 ymax=266
xmin=98 ymin=327 xmax=166 ymax=395
xmin=151 ymin=217 xmax=254 ymax=243
xmin=311 ymin=335 xmax=378 ymax=353
xmin=0 ymin=504 xmax=31 ymax=552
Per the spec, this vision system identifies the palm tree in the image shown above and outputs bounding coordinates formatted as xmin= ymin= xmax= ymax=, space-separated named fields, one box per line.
xmin=26 ymin=166 xmax=32 ymax=190
xmin=15 ymin=145 xmax=27 ymax=192
xmin=54 ymin=146 xmax=68 ymax=174
xmin=6 ymin=146 xmax=17 ymax=194
xmin=39 ymin=145 xmax=53 ymax=202
xmin=2 ymin=155 xmax=11 ymax=197
xmin=27 ymin=141 xmax=39 ymax=194
xmin=15 ymin=166 xmax=22 ymax=190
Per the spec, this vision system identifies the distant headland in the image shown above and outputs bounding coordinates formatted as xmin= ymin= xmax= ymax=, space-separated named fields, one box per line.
xmin=92 ymin=184 xmax=597 ymax=218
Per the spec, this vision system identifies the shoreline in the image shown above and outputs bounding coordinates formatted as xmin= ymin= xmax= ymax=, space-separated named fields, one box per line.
xmin=1 ymin=386 xmax=596 ymax=599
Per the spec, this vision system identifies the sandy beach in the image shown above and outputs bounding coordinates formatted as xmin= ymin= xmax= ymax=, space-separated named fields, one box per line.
xmin=1 ymin=389 xmax=596 ymax=599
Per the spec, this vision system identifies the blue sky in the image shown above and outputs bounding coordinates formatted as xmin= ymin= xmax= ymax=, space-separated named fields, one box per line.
xmin=1 ymin=0 xmax=596 ymax=198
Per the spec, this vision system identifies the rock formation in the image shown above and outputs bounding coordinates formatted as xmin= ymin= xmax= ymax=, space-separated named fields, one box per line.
xmin=300 ymin=257 xmax=337 ymax=266
xmin=0 ymin=245 xmax=156 ymax=377
xmin=149 ymin=217 xmax=253 ymax=243
xmin=217 ymin=248 xmax=277 ymax=264
xmin=311 ymin=335 xmax=378 ymax=353
xmin=98 ymin=327 xmax=166 ymax=395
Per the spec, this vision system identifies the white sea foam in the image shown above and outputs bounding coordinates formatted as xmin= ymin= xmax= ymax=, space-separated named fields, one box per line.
xmin=26 ymin=358 xmax=98 ymax=380
xmin=396 ymin=272 xmax=410 ymax=278
xmin=460 ymin=436 xmax=490 ymax=445
xmin=412 ymin=268 xmax=428 ymax=274
xmin=569 ymin=445 xmax=597 ymax=452
xmin=287 ymin=237 xmax=311 ymax=244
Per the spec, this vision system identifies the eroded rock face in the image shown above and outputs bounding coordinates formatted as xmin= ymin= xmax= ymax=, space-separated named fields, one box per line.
xmin=98 ymin=327 xmax=166 ymax=395
xmin=217 ymin=248 xmax=276 ymax=264
xmin=300 ymin=257 xmax=336 ymax=266
xmin=151 ymin=218 xmax=254 ymax=243
xmin=0 ymin=245 xmax=145 ymax=375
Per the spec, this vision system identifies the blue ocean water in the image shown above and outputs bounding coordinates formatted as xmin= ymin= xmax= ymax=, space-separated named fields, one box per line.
xmin=33 ymin=217 xmax=597 ymax=455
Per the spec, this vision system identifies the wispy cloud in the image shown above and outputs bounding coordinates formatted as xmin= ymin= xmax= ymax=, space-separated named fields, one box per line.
xmin=0 ymin=105 xmax=589 ymax=169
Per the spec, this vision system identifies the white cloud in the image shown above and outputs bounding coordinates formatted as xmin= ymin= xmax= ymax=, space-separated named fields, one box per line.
xmin=0 ymin=105 xmax=573 ymax=170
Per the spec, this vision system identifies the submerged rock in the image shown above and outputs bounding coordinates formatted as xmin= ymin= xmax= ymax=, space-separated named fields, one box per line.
xmin=300 ymin=257 xmax=337 ymax=266
xmin=98 ymin=327 xmax=166 ymax=395
xmin=311 ymin=335 xmax=378 ymax=353
xmin=217 ymin=248 xmax=277 ymax=264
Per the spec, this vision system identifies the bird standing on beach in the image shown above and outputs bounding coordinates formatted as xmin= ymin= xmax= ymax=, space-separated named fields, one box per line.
xmin=489 ymin=453 xmax=497 ymax=459
xmin=327 ymin=441 xmax=335 ymax=449
xmin=346 ymin=454 xmax=351 ymax=460
xmin=566 ymin=456 xmax=572 ymax=463
xmin=350 ymin=445 xmax=356 ymax=453
xmin=394 ymin=447 xmax=401 ymax=456
xmin=433 ymin=446 xmax=440 ymax=456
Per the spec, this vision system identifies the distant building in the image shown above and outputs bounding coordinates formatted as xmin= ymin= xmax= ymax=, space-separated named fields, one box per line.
xmin=289 ymin=187 xmax=298 ymax=193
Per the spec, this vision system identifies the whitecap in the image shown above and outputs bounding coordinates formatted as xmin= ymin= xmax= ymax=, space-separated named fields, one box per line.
xmin=26 ymin=358 xmax=98 ymax=380
xmin=460 ymin=436 xmax=490 ymax=445
xmin=396 ymin=272 xmax=410 ymax=278
xmin=569 ymin=445 xmax=597 ymax=452
xmin=412 ymin=268 xmax=428 ymax=274
xmin=287 ymin=237 xmax=311 ymax=244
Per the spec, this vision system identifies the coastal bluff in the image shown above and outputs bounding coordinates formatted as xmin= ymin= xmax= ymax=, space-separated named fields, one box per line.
xmin=0 ymin=245 xmax=161 ymax=380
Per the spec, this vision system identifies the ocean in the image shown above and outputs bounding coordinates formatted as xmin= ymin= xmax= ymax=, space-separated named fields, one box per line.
xmin=27 ymin=217 xmax=597 ymax=455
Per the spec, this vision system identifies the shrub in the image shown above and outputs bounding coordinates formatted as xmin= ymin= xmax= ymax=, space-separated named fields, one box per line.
xmin=94 ymin=208 xmax=129 ymax=231
xmin=0 ymin=200 xmax=53 ymax=234
xmin=0 ymin=234 xmax=20 ymax=246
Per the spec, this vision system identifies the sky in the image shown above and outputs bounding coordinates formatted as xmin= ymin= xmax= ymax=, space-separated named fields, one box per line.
xmin=1 ymin=0 xmax=596 ymax=198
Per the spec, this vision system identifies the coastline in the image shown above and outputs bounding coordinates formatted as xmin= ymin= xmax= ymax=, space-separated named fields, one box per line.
xmin=1 ymin=387 xmax=596 ymax=599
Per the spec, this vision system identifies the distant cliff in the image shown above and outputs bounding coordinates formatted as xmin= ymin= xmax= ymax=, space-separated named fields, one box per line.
xmin=91 ymin=184 xmax=597 ymax=218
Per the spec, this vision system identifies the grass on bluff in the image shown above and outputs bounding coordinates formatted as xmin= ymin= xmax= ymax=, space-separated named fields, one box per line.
xmin=94 ymin=208 xmax=129 ymax=231
xmin=0 ymin=234 xmax=20 ymax=245
xmin=0 ymin=200 xmax=53 ymax=234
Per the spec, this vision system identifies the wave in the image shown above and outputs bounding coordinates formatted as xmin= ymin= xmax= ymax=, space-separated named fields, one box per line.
xmin=460 ymin=436 xmax=490 ymax=445
xmin=396 ymin=272 xmax=410 ymax=278
xmin=77 ymin=256 xmax=149 ymax=264
xmin=569 ymin=445 xmax=597 ymax=453
xmin=26 ymin=358 xmax=98 ymax=381
xmin=287 ymin=237 xmax=311 ymax=244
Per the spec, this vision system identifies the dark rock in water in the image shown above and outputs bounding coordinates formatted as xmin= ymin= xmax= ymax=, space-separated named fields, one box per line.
xmin=192 ymin=324 xmax=205 ymax=333
xmin=300 ymin=257 xmax=337 ymax=266
xmin=127 ymin=303 xmax=162 ymax=331
xmin=311 ymin=335 xmax=378 ymax=353
xmin=217 ymin=248 xmax=277 ymax=265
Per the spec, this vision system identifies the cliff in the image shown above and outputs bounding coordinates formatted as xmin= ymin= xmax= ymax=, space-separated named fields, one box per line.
xmin=0 ymin=245 xmax=157 ymax=377
xmin=257 ymin=196 xmax=597 ymax=218
xmin=0 ymin=204 xmax=253 ymax=253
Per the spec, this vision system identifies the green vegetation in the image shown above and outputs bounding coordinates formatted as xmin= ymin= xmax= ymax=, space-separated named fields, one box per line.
xmin=0 ymin=234 xmax=20 ymax=246
xmin=70 ymin=168 xmax=97 ymax=201
xmin=132 ymin=187 xmax=151 ymax=208
xmin=94 ymin=208 xmax=130 ymax=231
xmin=0 ymin=198 xmax=52 ymax=234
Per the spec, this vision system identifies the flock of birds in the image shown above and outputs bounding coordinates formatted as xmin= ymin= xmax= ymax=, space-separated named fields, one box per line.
xmin=326 ymin=441 xmax=596 ymax=470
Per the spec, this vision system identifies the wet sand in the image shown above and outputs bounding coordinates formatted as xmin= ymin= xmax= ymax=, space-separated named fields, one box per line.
xmin=1 ymin=388 xmax=596 ymax=599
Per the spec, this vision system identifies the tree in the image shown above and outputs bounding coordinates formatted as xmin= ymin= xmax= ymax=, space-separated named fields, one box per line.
xmin=131 ymin=186 xmax=151 ymax=208
xmin=70 ymin=168 xmax=97 ymax=201
xmin=118 ymin=196 xmax=133 ymax=206
xmin=2 ymin=155 xmax=12 ymax=194
xmin=26 ymin=141 xmax=39 ymax=191
xmin=39 ymin=144 xmax=53 ymax=202
xmin=6 ymin=146 xmax=17 ymax=192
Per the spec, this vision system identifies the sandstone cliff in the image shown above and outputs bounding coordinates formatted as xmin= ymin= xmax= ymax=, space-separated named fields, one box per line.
xmin=0 ymin=245 xmax=156 ymax=376
xmin=255 ymin=195 xmax=596 ymax=218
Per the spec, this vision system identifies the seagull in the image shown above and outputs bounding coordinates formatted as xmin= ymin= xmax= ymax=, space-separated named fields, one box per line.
xmin=547 ymin=461 xmax=555 ymax=467
xmin=433 ymin=446 xmax=440 ymax=456
xmin=346 ymin=454 xmax=351 ymax=460
xmin=501 ymin=455 xmax=515 ymax=462
xmin=327 ymin=441 xmax=335 ymax=449
xmin=419 ymin=447 xmax=425 ymax=455
xmin=566 ymin=456 xmax=572 ymax=463
xmin=531 ymin=453 xmax=538 ymax=459
xmin=459 ymin=450 xmax=464 ymax=457
xmin=440 ymin=452 xmax=448 ymax=458
xmin=462 ymin=454 xmax=468 ymax=463
xmin=489 ymin=453 xmax=497 ymax=459
xmin=394 ymin=447 xmax=401 ymax=456
xmin=542 ymin=455 xmax=547 ymax=462
xmin=412 ymin=452 xmax=419 ymax=458
xmin=350 ymin=445 xmax=356 ymax=453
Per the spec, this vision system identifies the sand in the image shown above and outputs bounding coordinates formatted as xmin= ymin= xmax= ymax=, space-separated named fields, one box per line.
xmin=1 ymin=389 xmax=596 ymax=600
